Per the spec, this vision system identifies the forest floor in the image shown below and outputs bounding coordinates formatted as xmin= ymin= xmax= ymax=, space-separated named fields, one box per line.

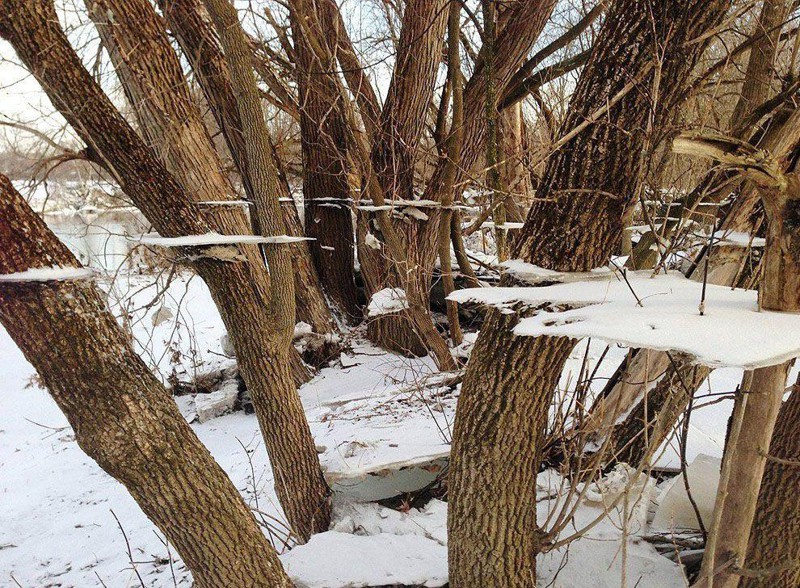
xmin=0 ymin=272 xmax=766 ymax=588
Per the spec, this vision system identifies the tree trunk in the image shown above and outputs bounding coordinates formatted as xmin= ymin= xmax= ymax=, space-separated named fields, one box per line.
xmin=359 ymin=0 xmax=453 ymax=360
xmin=734 ymin=175 xmax=800 ymax=588
xmin=158 ymin=0 xmax=338 ymax=353
xmin=741 ymin=372 xmax=800 ymax=587
xmin=448 ymin=1 xmax=730 ymax=586
xmin=289 ymin=0 xmax=360 ymax=320
xmin=0 ymin=174 xmax=292 ymax=588
xmin=0 ymin=0 xmax=330 ymax=541
xmin=670 ymin=136 xmax=800 ymax=588
xmin=729 ymin=0 xmax=789 ymax=133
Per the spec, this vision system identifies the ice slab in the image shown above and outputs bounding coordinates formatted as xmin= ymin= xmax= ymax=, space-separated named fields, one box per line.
xmin=450 ymin=271 xmax=800 ymax=369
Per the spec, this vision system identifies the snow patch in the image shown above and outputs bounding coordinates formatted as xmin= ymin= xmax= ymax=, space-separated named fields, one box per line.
xmin=367 ymin=288 xmax=409 ymax=317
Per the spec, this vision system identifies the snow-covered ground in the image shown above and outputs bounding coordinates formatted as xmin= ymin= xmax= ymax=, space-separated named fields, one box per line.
xmin=0 ymin=218 xmax=777 ymax=587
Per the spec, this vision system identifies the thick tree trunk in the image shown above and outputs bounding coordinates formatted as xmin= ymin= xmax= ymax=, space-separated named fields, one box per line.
xmin=289 ymin=0 xmax=360 ymax=320
xmin=448 ymin=1 xmax=730 ymax=586
xmin=359 ymin=0 xmax=453 ymax=360
xmin=729 ymin=0 xmax=789 ymax=132
xmin=0 ymin=175 xmax=292 ymax=588
xmin=0 ymin=0 xmax=330 ymax=542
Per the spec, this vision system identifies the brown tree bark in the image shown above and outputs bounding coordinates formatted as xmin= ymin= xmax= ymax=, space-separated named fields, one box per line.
xmin=289 ymin=0 xmax=360 ymax=320
xmin=742 ymin=372 xmax=800 ymax=587
xmin=437 ymin=0 xmax=465 ymax=345
xmin=0 ymin=0 xmax=330 ymax=542
xmin=447 ymin=1 xmax=731 ymax=586
xmin=156 ymin=0 xmax=338 ymax=352
xmin=357 ymin=0 xmax=453 ymax=359
xmin=0 ymin=174 xmax=292 ymax=588
xmin=730 ymin=0 xmax=789 ymax=133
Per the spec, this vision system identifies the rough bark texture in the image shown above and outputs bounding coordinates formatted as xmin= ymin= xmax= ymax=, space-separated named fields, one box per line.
xmin=729 ymin=0 xmax=789 ymax=132
xmin=359 ymin=0 xmax=452 ymax=357
xmin=158 ymin=0 xmax=338 ymax=348
xmin=0 ymin=0 xmax=330 ymax=541
xmin=448 ymin=1 xmax=730 ymax=586
xmin=204 ymin=0 xmax=333 ymax=539
xmin=737 ymin=180 xmax=800 ymax=588
xmin=742 ymin=374 xmax=800 ymax=587
xmin=0 ymin=175 xmax=292 ymax=588
xmin=289 ymin=0 xmax=360 ymax=320
xmin=360 ymin=0 xmax=559 ymax=360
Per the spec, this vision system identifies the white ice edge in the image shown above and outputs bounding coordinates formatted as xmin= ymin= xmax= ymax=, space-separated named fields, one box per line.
xmin=196 ymin=200 xmax=252 ymax=207
xmin=0 ymin=266 xmax=96 ymax=282
xmin=449 ymin=271 xmax=800 ymax=369
xmin=324 ymin=449 xmax=450 ymax=481
xmin=478 ymin=221 xmax=525 ymax=230
xmin=502 ymin=259 xmax=614 ymax=284
xmin=136 ymin=232 xmax=313 ymax=246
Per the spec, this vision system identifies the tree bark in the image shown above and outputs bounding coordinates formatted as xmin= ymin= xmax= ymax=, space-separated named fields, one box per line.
xmin=437 ymin=0 xmax=465 ymax=345
xmin=448 ymin=1 xmax=730 ymax=586
xmin=289 ymin=0 xmax=360 ymax=320
xmin=158 ymin=0 xmax=338 ymax=351
xmin=0 ymin=0 xmax=330 ymax=542
xmin=734 ymin=172 xmax=800 ymax=588
xmin=359 ymin=0 xmax=453 ymax=359
xmin=0 ymin=174 xmax=292 ymax=588
xmin=741 ymin=373 xmax=800 ymax=587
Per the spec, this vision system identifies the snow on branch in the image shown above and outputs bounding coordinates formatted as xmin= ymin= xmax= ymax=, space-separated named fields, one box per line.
xmin=0 ymin=266 xmax=96 ymax=283
xmin=449 ymin=271 xmax=800 ymax=369
xmin=196 ymin=200 xmax=252 ymax=208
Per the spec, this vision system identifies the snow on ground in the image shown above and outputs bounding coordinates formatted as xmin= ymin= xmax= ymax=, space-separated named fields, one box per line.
xmin=1 ymin=268 xmax=770 ymax=588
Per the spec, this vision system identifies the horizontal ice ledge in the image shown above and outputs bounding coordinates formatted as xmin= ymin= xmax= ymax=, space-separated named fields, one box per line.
xmin=448 ymin=271 xmax=800 ymax=370
xmin=137 ymin=232 xmax=313 ymax=246
xmin=0 ymin=266 xmax=96 ymax=282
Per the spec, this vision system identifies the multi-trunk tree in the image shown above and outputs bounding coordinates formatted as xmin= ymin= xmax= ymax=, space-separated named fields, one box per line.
xmin=447 ymin=1 xmax=731 ymax=585
xmin=0 ymin=0 xmax=330 ymax=542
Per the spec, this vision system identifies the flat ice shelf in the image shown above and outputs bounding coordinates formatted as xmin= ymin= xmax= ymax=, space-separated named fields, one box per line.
xmin=449 ymin=271 xmax=800 ymax=369
xmin=137 ymin=232 xmax=312 ymax=246
xmin=0 ymin=267 xmax=96 ymax=282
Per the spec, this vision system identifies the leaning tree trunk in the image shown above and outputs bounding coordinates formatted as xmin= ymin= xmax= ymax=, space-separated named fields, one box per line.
xmin=447 ymin=1 xmax=731 ymax=586
xmin=0 ymin=0 xmax=331 ymax=542
xmin=157 ymin=0 xmax=338 ymax=352
xmin=0 ymin=174 xmax=292 ymax=588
